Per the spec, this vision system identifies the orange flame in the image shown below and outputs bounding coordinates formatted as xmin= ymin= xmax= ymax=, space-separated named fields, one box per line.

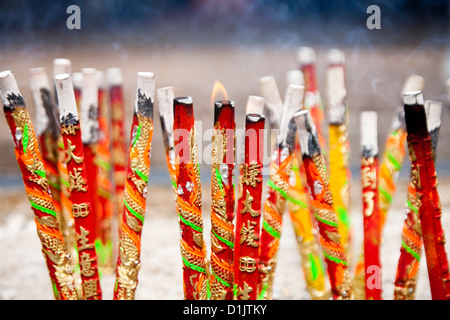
xmin=210 ymin=80 xmax=229 ymax=107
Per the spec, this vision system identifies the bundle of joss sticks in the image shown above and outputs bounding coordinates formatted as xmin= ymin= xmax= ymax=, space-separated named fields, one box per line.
xmin=0 ymin=47 xmax=448 ymax=300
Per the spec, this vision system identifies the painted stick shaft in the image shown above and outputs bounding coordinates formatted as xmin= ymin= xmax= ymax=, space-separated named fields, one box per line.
xmin=403 ymin=92 xmax=450 ymax=300
xmin=394 ymin=100 xmax=442 ymax=300
xmin=258 ymin=84 xmax=303 ymax=300
xmin=209 ymin=100 xmax=236 ymax=300
xmin=96 ymin=71 xmax=114 ymax=274
xmin=360 ymin=111 xmax=382 ymax=300
xmin=157 ymin=86 xmax=177 ymax=193
xmin=298 ymin=47 xmax=326 ymax=153
xmin=326 ymin=55 xmax=351 ymax=256
xmin=287 ymin=151 xmax=329 ymax=300
xmin=56 ymin=73 xmax=102 ymax=300
xmin=173 ymin=96 xmax=208 ymax=300
xmin=106 ymin=68 xmax=128 ymax=227
xmin=295 ymin=110 xmax=353 ymax=300
xmin=113 ymin=72 xmax=155 ymax=300
xmin=0 ymin=70 xmax=78 ymax=300
xmin=234 ymin=113 xmax=265 ymax=300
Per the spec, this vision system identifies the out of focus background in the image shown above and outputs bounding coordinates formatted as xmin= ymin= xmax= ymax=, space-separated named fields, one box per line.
xmin=0 ymin=0 xmax=449 ymax=300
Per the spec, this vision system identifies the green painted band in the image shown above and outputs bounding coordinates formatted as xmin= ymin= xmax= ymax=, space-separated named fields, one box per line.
xmin=263 ymin=218 xmax=281 ymax=239
xmin=30 ymin=201 xmax=58 ymax=218
xmin=124 ymin=199 xmax=145 ymax=224
xmin=179 ymin=214 xmax=203 ymax=233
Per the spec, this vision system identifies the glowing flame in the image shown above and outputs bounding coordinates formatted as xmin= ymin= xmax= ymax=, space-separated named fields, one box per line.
xmin=210 ymin=80 xmax=229 ymax=107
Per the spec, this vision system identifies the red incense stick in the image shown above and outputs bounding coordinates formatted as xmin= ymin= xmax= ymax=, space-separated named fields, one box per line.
xmin=56 ymin=72 xmax=102 ymax=300
xmin=234 ymin=112 xmax=265 ymax=300
xmin=295 ymin=110 xmax=353 ymax=300
xmin=173 ymin=96 xmax=208 ymax=300
xmin=0 ymin=70 xmax=78 ymax=300
xmin=403 ymin=91 xmax=450 ymax=300
xmin=209 ymin=100 xmax=236 ymax=300
xmin=360 ymin=111 xmax=382 ymax=300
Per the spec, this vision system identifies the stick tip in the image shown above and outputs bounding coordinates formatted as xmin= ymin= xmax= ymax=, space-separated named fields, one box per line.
xmin=403 ymin=90 xmax=424 ymax=106
xmin=425 ymin=100 xmax=442 ymax=131
xmin=297 ymin=46 xmax=316 ymax=65
xmin=286 ymin=69 xmax=304 ymax=86
xmin=360 ymin=111 xmax=378 ymax=156
xmin=106 ymin=67 xmax=123 ymax=87
xmin=72 ymin=72 xmax=83 ymax=89
xmin=29 ymin=67 xmax=50 ymax=89
xmin=327 ymin=49 xmax=345 ymax=65
xmin=294 ymin=109 xmax=320 ymax=156
xmin=0 ymin=70 xmax=22 ymax=107
xmin=55 ymin=73 xmax=78 ymax=119
xmin=53 ymin=58 xmax=72 ymax=76
xmin=246 ymin=95 xmax=265 ymax=115
xmin=401 ymin=75 xmax=424 ymax=95
xmin=157 ymin=86 xmax=175 ymax=116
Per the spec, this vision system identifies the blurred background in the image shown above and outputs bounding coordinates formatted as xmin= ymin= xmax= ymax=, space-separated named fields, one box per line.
xmin=0 ymin=0 xmax=448 ymax=183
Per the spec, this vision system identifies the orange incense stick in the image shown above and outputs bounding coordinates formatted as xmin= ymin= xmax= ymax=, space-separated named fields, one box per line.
xmin=295 ymin=109 xmax=353 ymax=300
xmin=0 ymin=70 xmax=78 ymax=300
xmin=113 ymin=72 xmax=155 ymax=300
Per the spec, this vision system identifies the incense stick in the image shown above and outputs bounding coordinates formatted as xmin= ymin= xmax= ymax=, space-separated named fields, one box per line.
xmin=234 ymin=113 xmax=265 ymax=300
xmin=403 ymin=91 xmax=450 ymax=300
xmin=114 ymin=72 xmax=155 ymax=300
xmin=0 ymin=70 xmax=78 ymax=300
xmin=297 ymin=47 xmax=326 ymax=153
xmin=326 ymin=49 xmax=352 ymax=256
xmin=209 ymin=100 xmax=236 ymax=300
xmin=106 ymin=68 xmax=128 ymax=229
xmin=360 ymin=111 xmax=382 ymax=300
xmin=394 ymin=100 xmax=443 ymax=300
xmin=173 ymin=96 xmax=208 ymax=300
xmin=56 ymin=72 xmax=103 ymax=299
xmin=96 ymin=70 xmax=114 ymax=274
xmin=258 ymin=84 xmax=304 ymax=300
xmin=157 ymin=86 xmax=176 ymax=194
xmin=295 ymin=109 xmax=353 ymax=300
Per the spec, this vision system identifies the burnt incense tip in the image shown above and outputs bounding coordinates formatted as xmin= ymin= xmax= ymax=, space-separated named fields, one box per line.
xmin=106 ymin=68 xmax=123 ymax=87
xmin=326 ymin=63 xmax=347 ymax=125
xmin=55 ymin=73 xmax=79 ymax=123
xmin=401 ymin=75 xmax=425 ymax=95
xmin=259 ymin=75 xmax=282 ymax=128
xmin=245 ymin=95 xmax=265 ymax=115
xmin=157 ymin=86 xmax=175 ymax=117
xmin=81 ymin=69 xmax=99 ymax=144
xmin=327 ymin=49 xmax=345 ymax=65
xmin=0 ymin=70 xmax=24 ymax=110
xmin=278 ymin=84 xmax=304 ymax=149
xmin=286 ymin=70 xmax=304 ymax=86
xmin=246 ymin=113 xmax=265 ymax=124
xmin=360 ymin=111 xmax=378 ymax=157
xmin=29 ymin=68 xmax=51 ymax=135
xmin=96 ymin=71 xmax=105 ymax=89
xmin=174 ymin=96 xmax=193 ymax=106
xmin=425 ymin=100 xmax=442 ymax=132
xmin=294 ymin=110 xmax=321 ymax=157
xmin=403 ymin=92 xmax=428 ymax=137
xmin=297 ymin=47 xmax=316 ymax=65
xmin=72 ymin=72 xmax=83 ymax=89
xmin=53 ymin=58 xmax=71 ymax=77
xmin=403 ymin=91 xmax=424 ymax=106
xmin=135 ymin=72 xmax=155 ymax=118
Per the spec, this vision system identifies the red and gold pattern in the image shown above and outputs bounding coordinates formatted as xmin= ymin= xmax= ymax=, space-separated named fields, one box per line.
xmin=361 ymin=155 xmax=381 ymax=300
xmin=258 ymin=150 xmax=293 ymax=300
xmin=108 ymin=72 xmax=128 ymax=227
xmin=209 ymin=101 xmax=236 ymax=300
xmin=402 ymin=97 xmax=450 ymax=300
xmin=287 ymin=150 xmax=329 ymax=300
xmin=56 ymin=74 xmax=102 ymax=300
xmin=1 ymin=72 xmax=78 ymax=300
xmin=234 ymin=114 xmax=265 ymax=300
xmin=96 ymin=78 xmax=114 ymax=273
xmin=173 ymin=97 xmax=208 ymax=300
xmin=114 ymin=78 xmax=155 ymax=300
